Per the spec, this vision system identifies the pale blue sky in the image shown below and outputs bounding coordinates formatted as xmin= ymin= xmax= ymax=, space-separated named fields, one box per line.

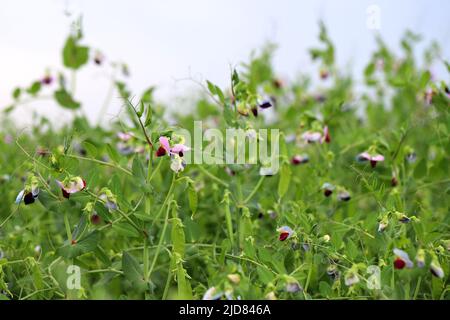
xmin=1 ymin=0 xmax=449 ymax=125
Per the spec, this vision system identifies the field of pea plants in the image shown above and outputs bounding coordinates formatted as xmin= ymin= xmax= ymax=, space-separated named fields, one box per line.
xmin=0 ymin=21 xmax=449 ymax=300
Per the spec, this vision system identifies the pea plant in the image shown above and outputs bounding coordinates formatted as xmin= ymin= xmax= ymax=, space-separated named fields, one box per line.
xmin=0 ymin=20 xmax=449 ymax=300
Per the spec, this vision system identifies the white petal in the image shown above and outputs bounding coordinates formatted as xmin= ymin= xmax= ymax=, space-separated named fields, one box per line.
xmin=15 ymin=190 xmax=25 ymax=204
xmin=393 ymin=248 xmax=414 ymax=268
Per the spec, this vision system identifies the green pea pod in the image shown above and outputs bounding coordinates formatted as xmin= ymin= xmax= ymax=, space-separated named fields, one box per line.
xmin=239 ymin=207 xmax=253 ymax=248
xmin=222 ymin=191 xmax=234 ymax=247
xmin=171 ymin=218 xmax=185 ymax=258
xmin=188 ymin=183 xmax=198 ymax=218
xmin=278 ymin=164 xmax=291 ymax=198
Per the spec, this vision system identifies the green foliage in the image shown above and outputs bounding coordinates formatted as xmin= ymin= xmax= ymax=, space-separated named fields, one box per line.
xmin=0 ymin=21 xmax=449 ymax=301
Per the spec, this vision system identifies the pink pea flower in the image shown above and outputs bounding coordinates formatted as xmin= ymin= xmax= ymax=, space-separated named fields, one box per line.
xmin=156 ymin=136 xmax=190 ymax=158
xmin=277 ymin=226 xmax=294 ymax=241
xmin=322 ymin=126 xmax=331 ymax=144
xmin=3 ymin=134 xmax=13 ymax=144
xmin=357 ymin=152 xmax=385 ymax=168
xmin=41 ymin=73 xmax=53 ymax=85
xmin=393 ymin=248 xmax=414 ymax=269
xmin=291 ymin=154 xmax=309 ymax=165
xmin=302 ymin=131 xmax=322 ymax=143
xmin=117 ymin=132 xmax=135 ymax=142
xmin=56 ymin=177 xmax=86 ymax=199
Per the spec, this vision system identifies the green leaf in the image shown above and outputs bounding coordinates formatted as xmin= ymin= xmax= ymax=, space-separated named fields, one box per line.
xmin=106 ymin=143 xmax=120 ymax=163
xmin=83 ymin=141 xmax=98 ymax=157
xmin=414 ymin=159 xmax=427 ymax=179
xmin=256 ymin=266 xmax=274 ymax=284
xmin=32 ymin=263 xmax=43 ymax=290
xmin=122 ymin=251 xmax=146 ymax=290
xmin=132 ymin=156 xmax=145 ymax=182
xmin=56 ymin=231 xmax=100 ymax=259
xmin=12 ymin=87 xmax=21 ymax=100
xmin=144 ymin=104 xmax=152 ymax=127
xmin=54 ymin=89 xmax=81 ymax=109
xmin=112 ymin=224 xmax=141 ymax=238
xmin=188 ymin=185 xmax=198 ymax=216
xmin=206 ymin=80 xmax=217 ymax=96
xmin=26 ymin=81 xmax=41 ymax=96
xmin=63 ymin=36 xmax=89 ymax=70
xmin=141 ymin=86 xmax=155 ymax=103
xmin=419 ymin=71 xmax=431 ymax=89
xmin=278 ymin=164 xmax=291 ymax=198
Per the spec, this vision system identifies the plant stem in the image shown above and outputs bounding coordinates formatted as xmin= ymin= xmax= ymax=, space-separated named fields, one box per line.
xmin=63 ymin=154 xmax=132 ymax=176
xmin=147 ymin=201 xmax=172 ymax=282
xmin=243 ymin=175 xmax=265 ymax=204
xmin=197 ymin=165 xmax=229 ymax=188
xmin=151 ymin=174 xmax=176 ymax=228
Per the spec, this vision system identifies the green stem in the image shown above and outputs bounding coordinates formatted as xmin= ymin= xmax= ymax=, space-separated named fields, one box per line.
xmin=197 ymin=165 xmax=229 ymax=188
xmin=63 ymin=154 xmax=132 ymax=176
xmin=151 ymin=174 xmax=176 ymax=228
xmin=148 ymin=201 xmax=172 ymax=282
xmin=243 ymin=176 xmax=265 ymax=204
xmin=64 ymin=212 xmax=72 ymax=241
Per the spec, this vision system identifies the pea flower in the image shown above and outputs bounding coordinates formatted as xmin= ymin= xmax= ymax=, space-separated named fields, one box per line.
xmin=56 ymin=177 xmax=86 ymax=199
xmin=156 ymin=136 xmax=189 ymax=158
xmin=227 ymin=274 xmax=241 ymax=285
xmin=99 ymin=188 xmax=118 ymax=211
xmin=41 ymin=72 xmax=53 ymax=85
xmin=424 ymin=88 xmax=434 ymax=105
xmin=344 ymin=271 xmax=360 ymax=286
xmin=277 ymin=226 xmax=294 ymax=241
xmin=393 ymin=248 xmax=414 ymax=269
xmin=15 ymin=176 xmax=40 ymax=205
xmin=251 ymin=106 xmax=258 ymax=117
xmin=391 ymin=176 xmax=398 ymax=187
xmin=321 ymin=183 xmax=335 ymax=197
xmin=117 ymin=131 xmax=134 ymax=142
xmin=415 ymin=249 xmax=425 ymax=268
xmin=265 ymin=291 xmax=277 ymax=300
xmin=378 ymin=214 xmax=389 ymax=233
xmin=285 ymin=281 xmax=302 ymax=293
xmin=405 ymin=152 xmax=417 ymax=163
xmin=302 ymin=131 xmax=322 ymax=143
xmin=93 ymin=51 xmax=105 ymax=65
xmin=15 ymin=188 xmax=39 ymax=205
xmin=291 ymin=154 xmax=309 ymax=165
xmin=90 ymin=213 xmax=101 ymax=225
xmin=170 ymin=154 xmax=186 ymax=173
xmin=337 ymin=190 xmax=351 ymax=201
xmin=327 ymin=264 xmax=340 ymax=280
xmin=202 ymin=287 xmax=222 ymax=300
xmin=430 ymin=259 xmax=444 ymax=279
xmin=34 ymin=245 xmax=42 ymax=255
xmin=322 ymin=126 xmax=331 ymax=143
xmin=357 ymin=151 xmax=385 ymax=168
xmin=320 ymin=69 xmax=329 ymax=80
xmin=259 ymin=99 xmax=273 ymax=109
